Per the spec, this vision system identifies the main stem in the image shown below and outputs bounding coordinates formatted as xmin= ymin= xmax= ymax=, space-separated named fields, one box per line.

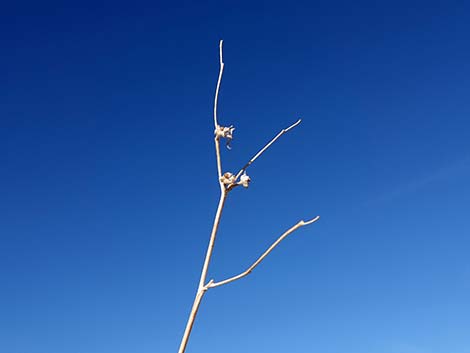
xmin=177 ymin=188 xmax=227 ymax=353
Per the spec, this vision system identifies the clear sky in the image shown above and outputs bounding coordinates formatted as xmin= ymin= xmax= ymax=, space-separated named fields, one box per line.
xmin=1 ymin=1 xmax=469 ymax=353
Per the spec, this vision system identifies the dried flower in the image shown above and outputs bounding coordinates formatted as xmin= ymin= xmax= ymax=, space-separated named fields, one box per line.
xmin=220 ymin=172 xmax=236 ymax=185
xmin=214 ymin=125 xmax=235 ymax=149
xmin=239 ymin=172 xmax=251 ymax=188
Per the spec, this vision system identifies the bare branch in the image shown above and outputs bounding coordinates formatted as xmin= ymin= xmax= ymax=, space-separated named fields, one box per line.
xmin=213 ymin=40 xmax=225 ymax=130
xmin=234 ymin=118 xmax=302 ymax=181
xmin=178 ymin=44 xmax=228 ymax=348
xmin=213 ymin=40 xmax=225 ymax=180
xmin=207 ymin=215 xmax=320 ymax=288
xmin=214 ymin=136 xmax=223 ymax=181
xmin=198 ymin=191 xmax=227 ymax=290
xmin=178 ymin=41 xmax=317 ymax=353
xmin=177 ymin=289 xmax=207 ymax=353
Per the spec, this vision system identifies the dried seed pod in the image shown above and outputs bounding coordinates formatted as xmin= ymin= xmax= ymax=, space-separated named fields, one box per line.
xmin=214 ymin=125 xmax=235 ymax=149
xmin=239 ymin=173 xmax=251 ymax=188
xmin=220 ymin=172 xmax=236 ymax=185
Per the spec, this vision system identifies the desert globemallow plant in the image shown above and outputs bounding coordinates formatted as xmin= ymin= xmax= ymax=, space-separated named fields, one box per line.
xmin=177 ymin=40 xmax=320 ymax=353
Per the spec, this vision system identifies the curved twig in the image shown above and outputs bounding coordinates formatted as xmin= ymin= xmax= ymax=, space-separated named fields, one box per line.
xmin=207 ymin=216 xmax=320 ymax=288
xmin=213 ymin=40 xmax=225 ymax=180
xmin=234 ymin=119 xmax=302 ymax=181
xmin=213 ymin=40 xmax=225 ymax=130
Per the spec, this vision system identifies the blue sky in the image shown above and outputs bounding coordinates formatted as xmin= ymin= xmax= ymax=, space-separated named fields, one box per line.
xmin=1 ymin=1 xmax=469 ymax=353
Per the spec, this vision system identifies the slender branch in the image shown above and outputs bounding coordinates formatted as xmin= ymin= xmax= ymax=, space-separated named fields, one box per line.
xmin=234 ymin=118 xmax=302 ymax=181
xmin=213 ymin=40 xmax=224 ymax=130
xmin=177 ymin=289 xmax=207 ymax=353
xmin=207 ymin=216 xmax=320 ymax=288
xmin=198 ymin=191 xmax=227 ymax=290
xmin=178 ymin=40 xmax=228 ymax=353
xmin=214 ymin=137 xmax=223 ymax=181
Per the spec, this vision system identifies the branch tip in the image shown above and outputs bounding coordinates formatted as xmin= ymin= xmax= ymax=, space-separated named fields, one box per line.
xmin=301 ymin=216 xmax=320 ymax=226
xmin=219 ymin=40 xmax=224 ymax=64
xmin=285 ymin=118 xmax=301 ymax=132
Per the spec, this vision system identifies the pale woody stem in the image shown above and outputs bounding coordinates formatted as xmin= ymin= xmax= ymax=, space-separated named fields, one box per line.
xmin=213 ymin=40 xmax=224 ymax=130
xmin=178 ymin=40 xmax=227 ymax=353
xmin=177 ymin=189 xmax=227 ymax=353
xmin=177 ymin=40 xmax=318 ymax=353
xmin=198 ymin=190 xmax=227 ymax=290
xmin=177 ymin=289 xmax=206 ymax=353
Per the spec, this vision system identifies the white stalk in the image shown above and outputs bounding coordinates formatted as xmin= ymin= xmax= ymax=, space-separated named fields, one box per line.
xmin=177 ymin=190 xmax=226 ymax=353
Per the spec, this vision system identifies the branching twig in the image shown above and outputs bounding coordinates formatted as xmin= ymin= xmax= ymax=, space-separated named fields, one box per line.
xmin=233 ymin=118 xmax=302 ymax=182
xmin=177 ymin=41 xmax=320 ymax=353
xmin=207 ymin=216 xmax=320 ymax=288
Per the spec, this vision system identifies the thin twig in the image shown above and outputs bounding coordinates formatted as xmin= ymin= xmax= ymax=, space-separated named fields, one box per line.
xmin=213 ymin=40 xmax=224 ymax=130
xmin=214 ymin=136 xmax=223 ymax=181
xmin=198 ymin=191 xmax=227 ymax=290
xmin=207 ymin=216 xmax=320 ymax=288
xmin=234 ymin=118 xmax=302 ymax=181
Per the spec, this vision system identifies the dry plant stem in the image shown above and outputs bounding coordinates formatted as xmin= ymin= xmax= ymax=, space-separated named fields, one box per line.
xmin=177 ymin=190 xmax=227 ymax=353
xmin=214 ymin=137 xmax=223 ymax=181
xmin=178 ymin=41 xmax=227 ymax=353
xmin=213 ymin=40 xmax=224 ymax=130
xmin=198 ymin=190 xmax=227 ymax=290
xmin=177 ymin=40 xmax=319 ymax=353
xmin=208 ymin=216 xmax=320 ymax=288
xmin=213 ymin=40 xmax=225 ymax=179
xmin=234 ymin=118 xmax=302 ymax=181
xmin=177 ymin=289 xmax=206 ymax=353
